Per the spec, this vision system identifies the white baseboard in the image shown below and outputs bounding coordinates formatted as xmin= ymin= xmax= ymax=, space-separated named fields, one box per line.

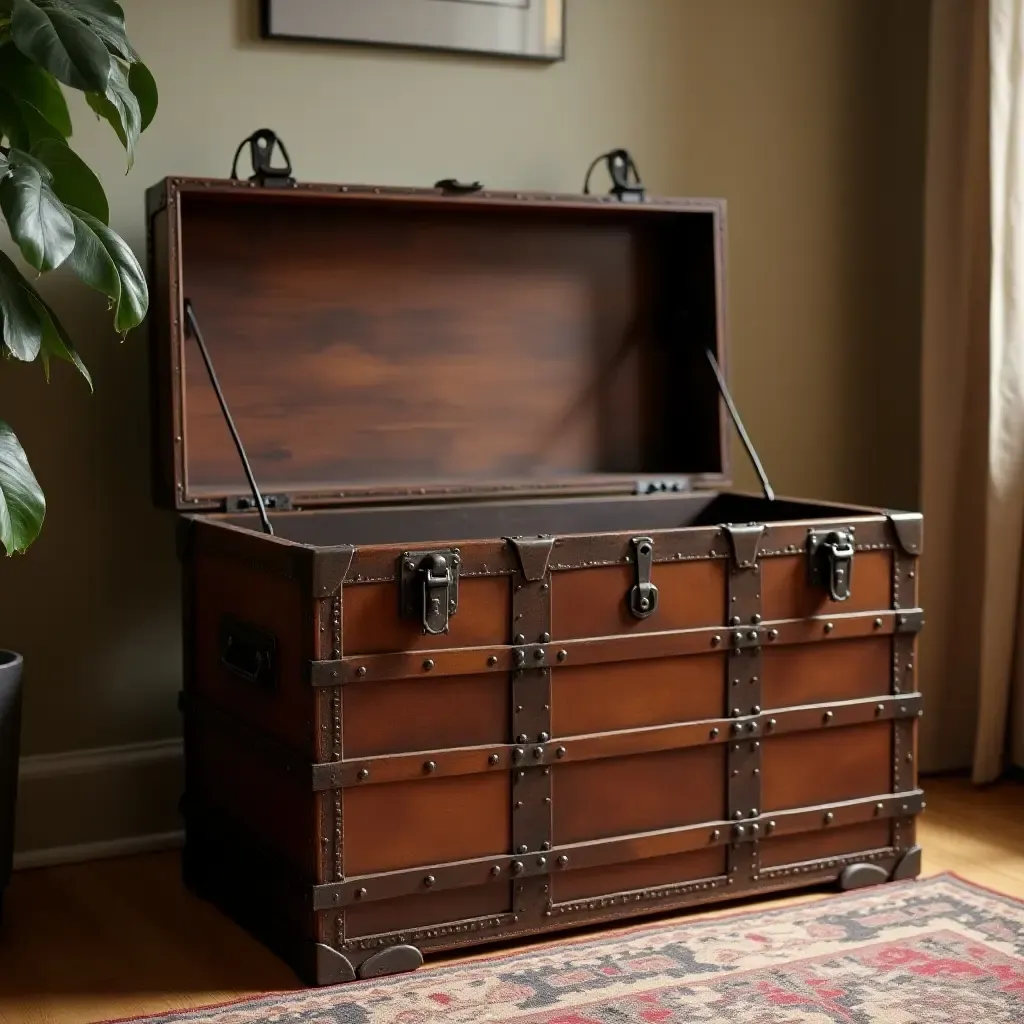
xmin=13 ymin=829 xmax=184 ymax=870
xmin=13 ymin=737 xmax=185 ymax=871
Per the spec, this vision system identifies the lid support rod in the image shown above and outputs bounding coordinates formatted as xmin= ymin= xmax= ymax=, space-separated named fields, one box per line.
xmin=704 ymin=347 xmax=775 ymax=502
xmin=183 ymin=299 xmax=275 ymax=536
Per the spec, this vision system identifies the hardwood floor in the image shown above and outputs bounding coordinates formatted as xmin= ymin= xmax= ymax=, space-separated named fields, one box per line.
xmin=0 ymin=776 xmax=1021 ymax=1024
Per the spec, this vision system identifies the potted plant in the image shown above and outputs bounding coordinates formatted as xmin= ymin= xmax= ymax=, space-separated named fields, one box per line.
xmin=0 ymin=0 xmax=156 ymax=919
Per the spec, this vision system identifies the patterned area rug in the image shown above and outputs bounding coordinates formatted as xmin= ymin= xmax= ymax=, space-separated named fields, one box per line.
xmin=104 ymin=874 xmax=1024 ymax=1023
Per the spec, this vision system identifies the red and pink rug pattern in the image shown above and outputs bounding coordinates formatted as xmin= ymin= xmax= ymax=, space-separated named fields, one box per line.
xmin=108 ymin=874 xmax=1024 ymax=1024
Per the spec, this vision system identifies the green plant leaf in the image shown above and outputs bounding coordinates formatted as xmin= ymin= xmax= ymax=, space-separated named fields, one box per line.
xmin=0 ymin=248 xmax=43 ymax=359
xmin=31 ymin=137 xmax=107 ymax=222
xmin=39 ymin=0 xmax=136 ymax=62
xmin=65 ymin=204 xmax=146 ymax=333
xmin=0 ymin=85 xmax=30 ymax=148
xmin=11 ymin=0 xmax=110 ymax=93
xmin=85 ymin=57 xmax=137 ymax=168
xmin=0 ymin=43 xmax=72 ymax=136
xmin=0 ymin=155 xmax=75 ymax=270
xmin=0 ymin=419 xmax=45 ymax=554
xmin=28 ymin=288 xmax=91 ymax=387
xmin=128 ymin=58 xmax=155 ymax=131
xmin=6 ymin=141 xmax=52 ymax=178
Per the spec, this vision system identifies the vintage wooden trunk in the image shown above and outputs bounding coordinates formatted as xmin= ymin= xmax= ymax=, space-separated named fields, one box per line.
xmin=146 ymin=173 xmax=925 ymax=987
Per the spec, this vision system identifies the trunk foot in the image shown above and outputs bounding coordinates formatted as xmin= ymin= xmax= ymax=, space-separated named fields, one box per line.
xmin=838 ymin=863 xmax=889 ymax=891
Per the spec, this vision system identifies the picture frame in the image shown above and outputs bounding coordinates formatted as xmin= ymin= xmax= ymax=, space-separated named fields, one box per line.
xmin=260 ymin=0 xmax=566 ymax=63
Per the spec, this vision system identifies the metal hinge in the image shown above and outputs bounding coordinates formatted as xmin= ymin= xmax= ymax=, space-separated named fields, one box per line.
xmin=807 ymin=529 xmax=854 ymax=602
xmin=635 ymin=477 xmax=693 ymax=495
xmin=224 ymin=493 xmax=293 ymax=513
xmin=399 ymin=549 xmax=461 ymax=635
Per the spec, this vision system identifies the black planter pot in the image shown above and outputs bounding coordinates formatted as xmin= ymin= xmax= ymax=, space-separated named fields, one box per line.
xmin=0 ymin=651 xmax=23 ymax=923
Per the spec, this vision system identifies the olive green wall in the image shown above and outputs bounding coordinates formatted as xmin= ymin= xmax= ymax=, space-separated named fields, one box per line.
xmin=0 ymin=0 xmax=930 ymax=858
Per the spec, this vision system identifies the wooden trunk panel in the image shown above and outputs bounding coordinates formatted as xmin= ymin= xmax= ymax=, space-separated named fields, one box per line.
xmin=343 ymin=883 xmax=512 ymax=939
xmin=551 ymin=561 xmax=726 ymax=640
xmin=343 ymin=774 xmax=511 ymax=875
xmin=762 ymin=722 xmax=893 ymax=812
xmin=552 ymin=847 xmax=726 ymax=903
xmin=761 ymin=637 xmax=892 ymax=710
xmin=761 ymin=551 xmax=892 ymax=620
xmin=344 ymin=577 xmax=510 ymax=656
xmin=759 ymin=820 xmax=892 ymax=869
xmin=343 ymin=673 xmax=510 ymax=758
xmin=193 ymin=554 xmax=312 ymax=755
xmin=552 ymin=654 xmax=725 ymax=736
xmin=552 ymin=746 xmax=725 ymax=845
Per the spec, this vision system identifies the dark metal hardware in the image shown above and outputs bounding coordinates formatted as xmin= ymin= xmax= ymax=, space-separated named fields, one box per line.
xmin=705 ymin=347 xmax=774 ymax=502
xmin=399 ymin=549 xmax=460 ymax=635
xmin=634 ymin=477 xmax=692 ymax=495
xmin=582 ymin=148 xmax=646 ymax=202
xmin=183 ymin=300 xmax=275 ymax=536
xmin=627 ymin=537 xmax=658 ymax=619
xmin=895 ymin=610 xmax=925 ymax=634
xmin=807 ymin=530 xmax=855 ymax=602
xmin=218 ymin=616 xmax=276 ymax=688
xmin=224 ymin=493 xmax=293 ymax=513
xmin=229 ymin=128 xmax=295 ymax=188
xmin=435 ymin=178 xmax=483 ymax=195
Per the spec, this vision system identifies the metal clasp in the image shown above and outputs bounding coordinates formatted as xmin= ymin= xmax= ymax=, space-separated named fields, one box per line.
xmin=399 ymin=549 xmax=461 ymax=635
xmin=808 ymin=530 xmax=854 ymax=602
xmin=628 ymin=537 xmax=659 ymax=619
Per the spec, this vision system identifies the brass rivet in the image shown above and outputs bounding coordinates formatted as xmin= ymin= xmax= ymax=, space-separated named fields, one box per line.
xmin=424 ymin=761 xmax=437 ymax=773
xmin=405 ymin=560 xmax=416 ymax=570
xmin=556 ymin=746 xmax=566 ymax=758
xmin=732 ymin=631 xmax=744 ymax=645
xmin=557 ymin=855 xmax=569 ymax=867
xmin=516 ymin=734 xmax=528 ymax=743
xmin=514 ymin=800 xmax=523 ymax=809
xmin=541 ymin=583 xmax=549 ymax=591
xmin=906 ymin=753 xmax=914 ymax=763
xmin=711 ymin=829 xmax=721 ymax=840
xmin=730 ymin=615 xmax=741 ymax=626
xmin=753 ymin=768 xmax=760 ymax=776
xmin=734 ymin=825 xmax=746 ymax=837
xmin=487 ymin=655 xmax=498 ymax=666
xmin=824 ymin=812 xmax=834 ymax=825
xmin=900 ymin=705 xmax=908 ymax=714
xmin=731 ymin=722 xmax=743 ymax=735
xmin=517 ymin=844 xmax=528 ymax=854
xmin=711 ymin=635 xmax=722 ymax=647
xmin=512 ymin=747 xmax=525 ymax=762
xmin=515 ymin=651 xmax=526 ymax=665
xmin=748 ymin=630 xmax=758 ymax=641
xmin=534 ymin=649 xmax=544 ymax=660
xmin=710 ymin=727 xmax=720 ymax=739
xmin=355 ymin=666 xmax=367 ymax=677
xmin=877 ymin=703 xmax=885 ymax=715
xmin=767 ymin=718 xmax=776 ymax=730
xmin=488 ymin=754 xmax=499 ymax=765
xmin=539 ymin=732 xmax=550 ymax=742
xmin=824 ymin=622 xmax=834 ymax=634
xmin=752 ymin=613 xmax=762 ymax=625
xmin=751 ymin=705 xmax=761 ymax=715
xmin=768 ymin=628 xmax=779 ymax=641
xmin=355 ymin=887 xmax=367 ymax=898
xmin=733 ymin=811 xmax=743 ymax=820
xmin=557 ymin=650 xmax=568 ymax=662
xmin=541 ymin=841 xmax=551 ymax=851
xmin=357 ymin=769 xmax=369 ymax=781
xmin=536 ymin=856 xmax=546 ymax=867
xmin=532 ymin=747 xmax=543 ymax=759
xmin=491 ymin=865 xmax=502 ymax=876
xmin=767 ymin=820 xmax=776 ymax=833
xmin=540 ymin=632 xmax=551 ymax=643
xmin=749 ymin=808 xmax=758 ymax=818
xmin=823 ymin=711 xmax=834 ymax=724
xmin=875 ymin=802 xmax=884 ymax=814
xmin=874 ymin=617 xmax=884 ymax=629
xmin=515 ymin=633 xmax=526 ymax=644
xmin=511 ymin=860 xmax=524 ymax=875
xmin=422 ymin=659 xmax=434 ymax=672
xmin=516 ymin=705 xmax=523 ymax=713
xmin=424 ymin=875 xmax=435 ymax=887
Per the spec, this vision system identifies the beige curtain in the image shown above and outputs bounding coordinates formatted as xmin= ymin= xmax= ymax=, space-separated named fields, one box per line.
xmin=920 ymin=0 xmax=1024 ymax=781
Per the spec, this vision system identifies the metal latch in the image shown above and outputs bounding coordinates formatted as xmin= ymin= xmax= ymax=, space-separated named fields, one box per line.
xmin=627 ymin=536 xmax=659 ymax=619
xmin=399 ymin=549 xmax=460 ymax=635
xmin=807 ymin=530 xmax=854 ymax=602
